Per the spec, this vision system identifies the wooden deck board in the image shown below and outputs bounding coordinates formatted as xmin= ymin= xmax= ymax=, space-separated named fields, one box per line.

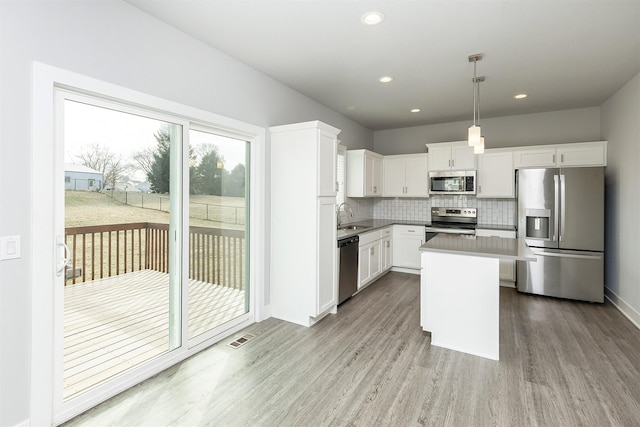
xmin=63 ymin=269 xmax=246 ymax=400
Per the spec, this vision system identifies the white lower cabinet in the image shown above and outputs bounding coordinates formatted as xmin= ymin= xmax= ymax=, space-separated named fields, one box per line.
xmin=382 ymin=236 xmax=392 ymax=271
xmin=392 ymin=225 xmax=425 ymax=270
xmin=475 ymin=228 xmax=516 ymax=282
xmin=358 ymin=227 xmax=392 ymax=289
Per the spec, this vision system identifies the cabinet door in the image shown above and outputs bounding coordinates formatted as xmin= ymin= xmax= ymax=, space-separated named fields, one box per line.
xmin=383 ymin=157 xmax=406 ymax=197
xmin=358 ymin=244 xmax=371 ymax=289
xmin=557 ymin=144 xmax=606 ymax=167
xmin=475 ymin=229 xmax=516 ymax=282
xmin=404 ymin=156 xmax=429 ymax=197
xmin=364 ymin=155 xmax=376 ymax=196
xmin=514 ymin=148 xmax=557 ymax=168
xmin=477 ymin=151 xmax=514 ymax=198
xmin=382 ymin=236 xmax=393 ymax=271
xmin=394 ymin=235 xmax=423 ymax=269
xmin=372 ymin=156 xmax=383 ymax=196
xmin=427 ymin=146 xmax=453 ymax=171
xmin=316 ymin=197 xmax=337 ymax=314
xmin=451 ymin=145 xmax=476 ymax=170
xmin=499 ymin=260 xmax=516 ymax=281
xmin=317 ymin=130 xmax=337 ymax=197
xmin=369 ymin=240 xmax=382 ymax=279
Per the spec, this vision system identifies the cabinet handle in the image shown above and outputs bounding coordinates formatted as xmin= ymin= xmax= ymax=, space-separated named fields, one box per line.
xmin=452 ymin=159 xmax=455 ymax=168
xmin=373 ymin=186 xmax=377 ymax=193
xmin=335 ymin=182 xmax=339 ymax=192
xmin=478 ymin=185 xmax=482 ymax=194
xmin=386 ymin=241 xmax=390 ymax=248
xmin=561 ymin=153 xmax=564 ymax=163
xmin=370 ymin=247 xmax=374 ymax=255
xmin=553 ymin=154 xmax=556 ymax=163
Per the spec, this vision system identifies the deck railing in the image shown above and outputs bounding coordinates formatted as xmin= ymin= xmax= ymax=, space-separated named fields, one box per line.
xmin=65 ymin=222 xmax=245 ymax=290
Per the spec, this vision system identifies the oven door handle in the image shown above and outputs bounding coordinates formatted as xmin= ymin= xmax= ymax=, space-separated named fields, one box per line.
xmin=425 ymin=227 xmax=475 ymax=235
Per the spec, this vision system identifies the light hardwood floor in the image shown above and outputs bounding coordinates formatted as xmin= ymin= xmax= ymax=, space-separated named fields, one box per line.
xmin=63 ymin=272 xmax=640 ymax=426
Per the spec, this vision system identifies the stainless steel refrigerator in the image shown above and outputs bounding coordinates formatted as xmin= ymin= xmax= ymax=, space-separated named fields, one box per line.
xmin=516 ymin=167 xmax=604 ymax=302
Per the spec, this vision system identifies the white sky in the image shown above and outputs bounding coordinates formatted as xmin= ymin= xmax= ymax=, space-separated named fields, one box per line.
xmin=64 ymin=100 xmax=246 ymax=181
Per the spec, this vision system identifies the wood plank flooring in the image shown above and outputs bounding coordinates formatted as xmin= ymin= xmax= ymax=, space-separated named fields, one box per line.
xmin=63 ymin=272 xmax=640 ymax=426
xmin=64 ymin=269 xmax=245 ymax=399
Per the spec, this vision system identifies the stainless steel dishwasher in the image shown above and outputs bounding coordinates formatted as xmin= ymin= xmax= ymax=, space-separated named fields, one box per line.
xmin=337 ymin=235 xmax=359 ymax=305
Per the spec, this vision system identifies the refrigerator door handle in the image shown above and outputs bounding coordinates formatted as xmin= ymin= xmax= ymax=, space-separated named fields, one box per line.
xmin=534 ymin=250 xmax=602 ymax=261
xmin=553 ymin=174 xmax=559 ymax=241
xmin=560 ymin=174 xmax=566 ymax=242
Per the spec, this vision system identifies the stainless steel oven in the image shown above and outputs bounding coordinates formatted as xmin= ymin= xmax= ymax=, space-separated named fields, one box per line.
xmin=425 ymin=207 xmax=477 ymax=241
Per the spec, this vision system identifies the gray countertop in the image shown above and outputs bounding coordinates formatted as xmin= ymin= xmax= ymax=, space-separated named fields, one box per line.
xmin=476 ymin=224 xmax=517 ymax=232
xmin=337 ymin=219 xmax=430 ymax=240
xmin=337 ymin=219 xmax=518 ymax=240
xmin=419 ymin=234 xmax=536 ymax=261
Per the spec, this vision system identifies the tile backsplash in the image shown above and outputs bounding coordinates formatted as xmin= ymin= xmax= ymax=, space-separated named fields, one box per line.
xmin=372 ymin=196 xmax=516 ymax=226
xmin=337 ymin=197 xmax=374 ymax=224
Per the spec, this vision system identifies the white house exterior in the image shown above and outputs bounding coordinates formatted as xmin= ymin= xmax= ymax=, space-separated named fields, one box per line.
xmin=64 ymin=163 xmax=103 ymax=191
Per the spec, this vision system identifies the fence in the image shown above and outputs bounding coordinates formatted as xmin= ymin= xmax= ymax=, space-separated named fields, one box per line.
xmin=106 ymin=190 xmax=245 ymax=225
xmin=65 ymin=222 xmax=245 ymax=290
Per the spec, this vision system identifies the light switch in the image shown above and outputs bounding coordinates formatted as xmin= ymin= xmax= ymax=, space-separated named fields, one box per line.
xmin=0 ymin=235 xmax=21 ymax=260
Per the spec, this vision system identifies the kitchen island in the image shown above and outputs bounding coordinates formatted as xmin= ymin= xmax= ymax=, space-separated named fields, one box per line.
xmin=419 ymin=234 xmax=535 ymax=361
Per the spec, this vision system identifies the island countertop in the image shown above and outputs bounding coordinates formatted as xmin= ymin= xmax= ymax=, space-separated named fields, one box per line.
xmin=419 ymin=234 xmax=536 ymax=262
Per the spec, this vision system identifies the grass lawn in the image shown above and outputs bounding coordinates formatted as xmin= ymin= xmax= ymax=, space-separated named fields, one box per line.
xmin=65 ymin=191 xmax=245 ymax=230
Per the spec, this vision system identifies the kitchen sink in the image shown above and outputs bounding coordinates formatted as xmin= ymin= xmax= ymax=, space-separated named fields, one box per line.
xmin=338 ymin=225 xmax=370 ymax=231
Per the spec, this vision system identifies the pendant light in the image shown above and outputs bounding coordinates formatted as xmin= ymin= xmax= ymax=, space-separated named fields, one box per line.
xmin=468 ymin=54 xmax=485 ymax=147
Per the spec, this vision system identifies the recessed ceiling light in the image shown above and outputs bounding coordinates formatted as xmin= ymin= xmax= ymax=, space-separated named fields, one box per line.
xmin=361 ymin=11 xmax=384 ymax=25
xmin=514 ymin=93 xmax=528 ymax=99
xmin=411 ymin=108 xmax=421 ymax=113
xmin=378 ymin=76 xmax=394 ymax=83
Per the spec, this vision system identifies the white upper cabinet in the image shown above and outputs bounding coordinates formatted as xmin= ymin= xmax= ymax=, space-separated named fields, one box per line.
xmin=383 ymin=154 xmax=429 ymax=197
xmin=556 ymin=142 xmax=607 ymax=167
xmin=426 ymin=141 xmax=476 ymax=171
xmin=513 ymin=141 xmax=607 ymax=169
xmin=477 ymin=149 xmax=515 ymax=198
xmin=347 ymin=149 xmax=383 ymax=197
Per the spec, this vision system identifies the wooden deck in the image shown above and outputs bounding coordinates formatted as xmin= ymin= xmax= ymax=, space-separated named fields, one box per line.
xmin=63 ymin=269 xmax=246 ymax=400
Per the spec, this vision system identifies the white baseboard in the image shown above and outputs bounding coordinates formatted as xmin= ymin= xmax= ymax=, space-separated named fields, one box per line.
xmin=390 ymin=266 xmax=420 ymax=275
xmin=499 ymin=280 xmax=516 ymax=288
xmin=605 ymin=287 xmax=640 ymax=330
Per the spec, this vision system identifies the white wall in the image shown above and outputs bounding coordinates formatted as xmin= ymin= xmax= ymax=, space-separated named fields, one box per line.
xmin=373 ymin=107 xmax=601 ymax=155
xmin=0 ymin=2 xmax=372 ymax=425
xmin=601 ymin=71 xmax=640 ymax=326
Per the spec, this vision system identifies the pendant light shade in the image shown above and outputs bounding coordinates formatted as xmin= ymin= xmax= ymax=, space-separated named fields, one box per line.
xmin=468 ymin=125 xmax=482 ymax=146
xmin=474 ymin=136 xmax=485 ymax=154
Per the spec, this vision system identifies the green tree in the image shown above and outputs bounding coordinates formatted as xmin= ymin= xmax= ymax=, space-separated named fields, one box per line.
xmin=223 ymin=164 xmax=246 ymax=197
xmin=147 ymin=127 xmax=171 ymax=193
xmin=193 ymin=144 xmax=227 ymax=195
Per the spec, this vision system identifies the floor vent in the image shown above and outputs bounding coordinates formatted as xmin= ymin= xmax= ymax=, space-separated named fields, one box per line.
xmin=227 ymin=333 xmax=256 ymax=349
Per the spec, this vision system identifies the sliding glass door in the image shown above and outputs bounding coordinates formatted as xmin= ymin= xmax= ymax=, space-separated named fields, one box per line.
xmin=56 ymin=91 xmax=253 ymax=411
xmin=60 ymin=95 xmax=184 ymax=401
xmin=187 ymin=128 xmax=250 ymax=341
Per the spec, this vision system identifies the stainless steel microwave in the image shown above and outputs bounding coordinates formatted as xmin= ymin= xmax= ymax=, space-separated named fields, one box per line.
xmin=429 ymin=170 xmax=476 ymax=195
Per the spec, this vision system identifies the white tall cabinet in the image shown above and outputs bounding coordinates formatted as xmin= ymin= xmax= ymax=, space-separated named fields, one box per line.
xmin=270 ymin=121 xmax=340 ymax=327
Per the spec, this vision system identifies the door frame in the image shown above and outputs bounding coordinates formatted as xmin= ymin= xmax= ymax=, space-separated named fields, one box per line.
xmin=31 ymin=62 xmax=267 ymax=425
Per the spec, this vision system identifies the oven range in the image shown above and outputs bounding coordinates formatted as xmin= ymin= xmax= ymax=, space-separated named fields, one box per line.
xmin=425 ymin=207 xmax=477 ymax=242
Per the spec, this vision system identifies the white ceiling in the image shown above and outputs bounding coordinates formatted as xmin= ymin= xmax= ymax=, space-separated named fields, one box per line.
xmin=126 ymin=0 xmax=640 ymax=130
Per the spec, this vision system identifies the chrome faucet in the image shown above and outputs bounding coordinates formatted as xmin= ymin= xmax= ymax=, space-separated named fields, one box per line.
xmin=336 ymin=202 xmax=354 ymax=227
